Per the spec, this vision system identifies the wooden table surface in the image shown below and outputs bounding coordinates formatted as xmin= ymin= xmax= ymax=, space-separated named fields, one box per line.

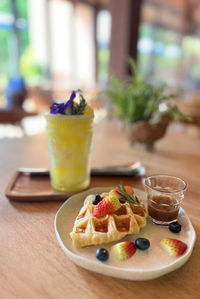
xmin=0 ymin=120 xmax=200 ymax=299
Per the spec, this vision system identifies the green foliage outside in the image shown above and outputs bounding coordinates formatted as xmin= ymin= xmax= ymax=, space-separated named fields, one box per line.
xmin=98 ymin=47 xmax=110 ymax=85
xmin=0 ymin=0 xmax=43 ymax=87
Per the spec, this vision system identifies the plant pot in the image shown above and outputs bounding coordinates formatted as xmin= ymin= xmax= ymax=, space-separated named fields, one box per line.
xmin=127 ymin=117 xmax=170 ymax=150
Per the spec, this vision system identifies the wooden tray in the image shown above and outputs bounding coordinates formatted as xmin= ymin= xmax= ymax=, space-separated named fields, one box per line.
xmin=5 ymin=171 xmax=143 ymax=202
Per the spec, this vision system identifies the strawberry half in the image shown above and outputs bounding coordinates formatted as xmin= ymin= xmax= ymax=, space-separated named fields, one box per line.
xmin=93 ymin=196 xmax=121 ymax=218
xmin=111 ymin=241 xmax=136 ymax=261
xmin=160 ymin=238 xmax=188 ymax=257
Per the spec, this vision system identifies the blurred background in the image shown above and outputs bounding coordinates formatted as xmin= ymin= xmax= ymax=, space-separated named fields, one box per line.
xmin=1 ymin=0 xmax=200 ymax=138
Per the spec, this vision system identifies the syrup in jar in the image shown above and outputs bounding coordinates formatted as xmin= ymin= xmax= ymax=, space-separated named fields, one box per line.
xmin=148 ymin=195 xmax=179 ymax=223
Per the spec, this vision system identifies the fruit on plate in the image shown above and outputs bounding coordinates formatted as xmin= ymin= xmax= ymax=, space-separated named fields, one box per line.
xmin=169 ymin=221 xmax=182 ymax=233
xmin=160 ymin=238 xmax=187 ymax=257
xmin=135 ymin=238 xmax=150 ymax=250
xmin=92 ymin=194 xmax=103 ymax=205
xmin=96 ymin=248 xmax=109 ymax=262
xmin=93 ymin=195 xmax=121 ymax=218
xmin=111 ymin=241 xmax=136 ymax=261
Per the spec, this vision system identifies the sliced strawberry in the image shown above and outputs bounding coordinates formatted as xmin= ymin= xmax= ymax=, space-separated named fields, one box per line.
xmin=160 ymin=238 xmax=188 ymax=257
xmin=93 ymin=199 xmax=112 ymax=218
xmin=93 ymin=196 xmax=121 ymax=218
xmin=111 ymin=241 xmax=136 ymax=261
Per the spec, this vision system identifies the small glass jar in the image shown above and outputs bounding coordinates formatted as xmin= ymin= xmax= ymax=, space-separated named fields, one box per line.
xmin=144 ymin=175 xmax=187 ymax=225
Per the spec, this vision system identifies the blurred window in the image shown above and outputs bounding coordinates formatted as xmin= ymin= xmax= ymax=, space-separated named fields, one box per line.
xmin=138 ymin=24 xmax=181 ymax=87
xmin=49 ymin=0 xmax=95 ymax=90
xmin=97 ymin=9 xmax=111 ymax=88
xmin=137 ymin=0 xmax=200 ymax=94
xmin=0 ymin=0 xmax=100 ymax=98
xmin=0 ymin=0 xmax=48 ymax=97
xmin=0 ymin=0 xmax=29 ymax=91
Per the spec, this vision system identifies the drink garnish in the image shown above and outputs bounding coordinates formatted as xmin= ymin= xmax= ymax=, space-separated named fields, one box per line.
xmin=71 ymin=93 xmax=87 ymax=115
xmin=50 ymin=90 xmax=87 ymax=115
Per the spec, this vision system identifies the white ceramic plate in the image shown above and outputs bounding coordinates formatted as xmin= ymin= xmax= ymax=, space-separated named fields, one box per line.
xmin=55 ymin=187 xmax=196 ymax=280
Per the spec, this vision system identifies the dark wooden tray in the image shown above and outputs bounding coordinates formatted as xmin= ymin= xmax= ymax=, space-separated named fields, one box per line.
xmin=5 ymin=171 xmax=143 ymax=202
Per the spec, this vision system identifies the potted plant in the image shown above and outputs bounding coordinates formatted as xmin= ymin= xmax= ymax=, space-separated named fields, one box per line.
xmin=104 ymin=59 xmax=189 ymax=149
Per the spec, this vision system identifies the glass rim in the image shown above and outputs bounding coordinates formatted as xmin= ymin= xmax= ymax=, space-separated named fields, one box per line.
xmin=144 ymin=174 xmax=187 ymax=194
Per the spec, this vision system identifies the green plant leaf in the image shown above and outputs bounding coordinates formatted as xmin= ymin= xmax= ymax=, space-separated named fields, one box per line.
xmin=103 ymin=59 xmax=190 ymax=123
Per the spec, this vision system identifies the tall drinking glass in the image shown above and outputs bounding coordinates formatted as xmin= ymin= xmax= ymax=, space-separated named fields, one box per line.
xmin=45 ymin=112 xmax=94 ymax=192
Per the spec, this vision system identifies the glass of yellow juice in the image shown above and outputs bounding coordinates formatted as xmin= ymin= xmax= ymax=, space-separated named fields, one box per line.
xmin=45 ymin=91 xmax=94 ymax=192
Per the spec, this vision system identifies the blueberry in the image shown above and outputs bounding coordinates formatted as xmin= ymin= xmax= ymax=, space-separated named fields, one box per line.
xmin=135 ymin=238 xmax=150 ymax=250
xmin=169 ymin=221 xmax=182 ymax=233
xmin=92 ymin=194 xmax=102 ymax=205
xmin=96 ymin=248 xmax=109 ymax=262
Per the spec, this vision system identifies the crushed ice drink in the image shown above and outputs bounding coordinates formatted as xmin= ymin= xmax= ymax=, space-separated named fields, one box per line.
xmin=45 ymin=91 xmax=94 ymax=192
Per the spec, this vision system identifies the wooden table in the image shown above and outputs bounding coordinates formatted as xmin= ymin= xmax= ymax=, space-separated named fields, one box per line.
xmin=0 ymin=120 xmax=200 ymax=299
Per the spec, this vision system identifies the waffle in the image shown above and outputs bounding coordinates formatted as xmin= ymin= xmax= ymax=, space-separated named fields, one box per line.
xmin=70 ymin=193 xmax=147 ymax=248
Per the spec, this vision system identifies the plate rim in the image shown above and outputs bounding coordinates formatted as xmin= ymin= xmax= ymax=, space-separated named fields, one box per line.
xmin=54 ymin=187 xmax=196 ymax=280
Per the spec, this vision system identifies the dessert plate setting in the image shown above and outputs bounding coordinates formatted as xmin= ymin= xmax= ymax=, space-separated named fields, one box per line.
xmin=55 ymin=187 xmax=196 ymax=281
